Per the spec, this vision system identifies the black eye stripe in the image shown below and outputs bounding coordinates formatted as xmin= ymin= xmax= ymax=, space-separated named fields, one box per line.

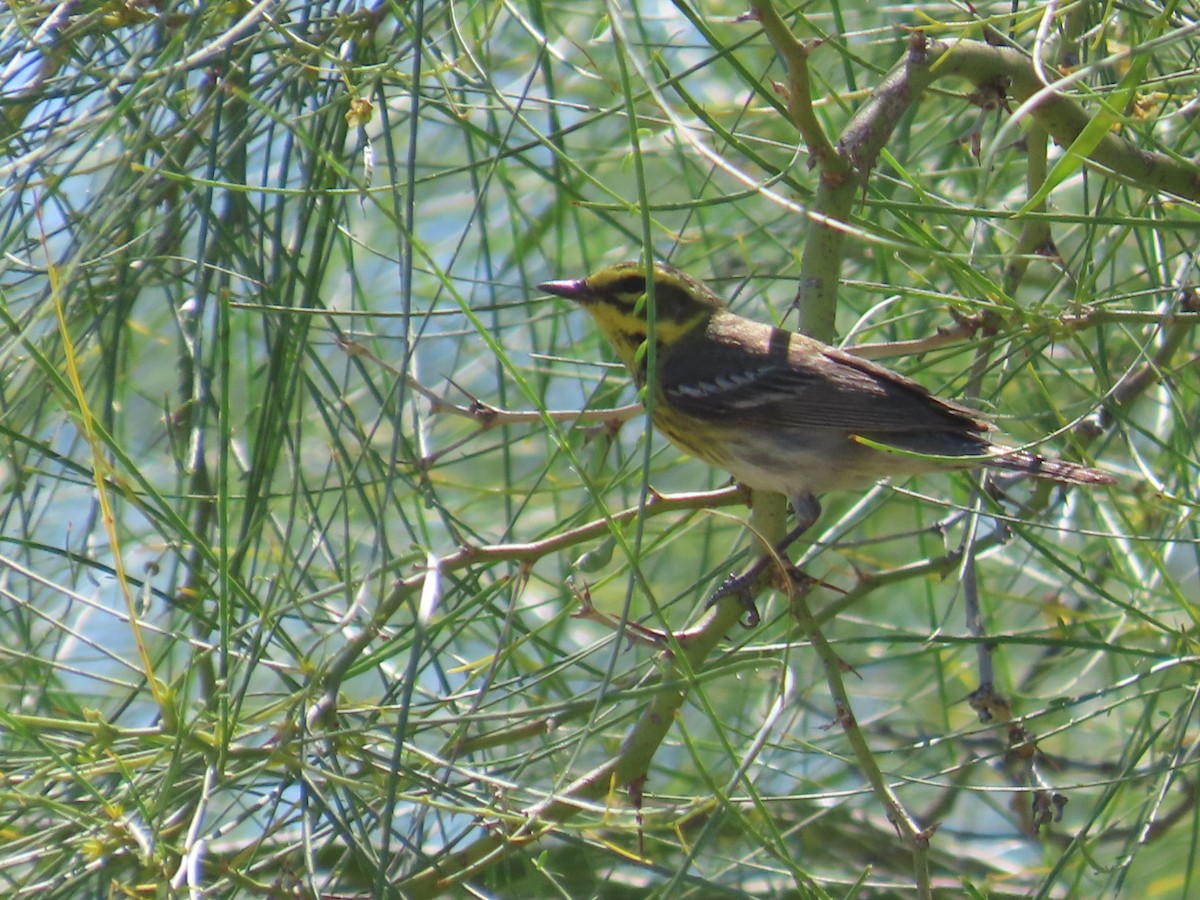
xmin=613 ymin=274 xmax=647 ymax=298
xmin=590 ymin=268 xmax=712 ymax=323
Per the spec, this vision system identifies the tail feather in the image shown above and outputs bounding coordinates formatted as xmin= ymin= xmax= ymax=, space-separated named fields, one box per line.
xmin=985 ymin=447 xmax=1116 ymax=485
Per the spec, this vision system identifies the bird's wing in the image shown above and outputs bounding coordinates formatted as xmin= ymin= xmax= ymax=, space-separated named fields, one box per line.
xmin=659 ymin=319 xmax=990 ymax=435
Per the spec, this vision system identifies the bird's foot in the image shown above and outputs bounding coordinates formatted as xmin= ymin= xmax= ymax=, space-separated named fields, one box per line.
xmin=707 ymin=561 xmax=816 ymax=629
xmin=705 ymin=492 xmax=821 ymax=629
xmin=707 ymin=570 xmax=762 ymax=628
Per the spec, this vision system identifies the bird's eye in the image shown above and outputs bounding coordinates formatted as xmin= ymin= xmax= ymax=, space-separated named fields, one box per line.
xmin=612 ymin=274 xmax=647 ymax=301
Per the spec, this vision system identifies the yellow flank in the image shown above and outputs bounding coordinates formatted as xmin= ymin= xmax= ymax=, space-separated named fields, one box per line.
xmin=646 ymin=402 xmax=733 ymax=467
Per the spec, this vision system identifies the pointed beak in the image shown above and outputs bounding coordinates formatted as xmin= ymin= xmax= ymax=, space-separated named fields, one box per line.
xmin=538 ymin=277 xmax=593 ymax=303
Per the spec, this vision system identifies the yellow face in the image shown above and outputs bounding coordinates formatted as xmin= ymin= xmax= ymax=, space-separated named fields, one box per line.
xmin=539 ymin=261 xmax=722 ymax=374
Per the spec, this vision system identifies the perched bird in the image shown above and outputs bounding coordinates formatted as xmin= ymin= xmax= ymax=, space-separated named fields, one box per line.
xmin=540 ymin=261 xmax=1114 ymax=619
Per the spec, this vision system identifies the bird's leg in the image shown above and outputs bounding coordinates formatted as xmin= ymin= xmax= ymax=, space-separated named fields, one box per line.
xmin=708 ymin=494 xmax=822 ymax=627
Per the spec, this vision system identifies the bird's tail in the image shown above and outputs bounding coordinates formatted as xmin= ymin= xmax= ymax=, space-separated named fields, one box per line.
xmin=985 ymin=447 xmax=1116 ymax=485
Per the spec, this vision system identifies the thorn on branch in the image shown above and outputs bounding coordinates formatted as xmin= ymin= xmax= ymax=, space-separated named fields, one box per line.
xmin=1178 ymin=285 xmax=1200 ymax=312
xmin=967 ymin=78 xmax=1011 ymax=112
xmin=515 ymin=559 xmax=534 ymax=590
xmin=629 ymin=774 xmax=647 ymax=857
xmin=942 ymin=307 xmax=985 ymax=340
xmin=827 ymin=702 xmax=856 ymax=731
xmin=906 ymin=28 xmax=928 ymax=60
xmin=603 ymin=416 xmax=626 ymax=439
xmin=1007 ymin=722 xmax=1038 ymax=762
xmin=467 ymin=399 xmax=499 ymax=427
xmin=571 ymin=579 xmax=596 ymax=618
xmin=968 ymin=682 xmax=1011 ymax=723
xmin=1031 ymin=790 xmax=1057 ymax=829
xmin=445 ymin=376 xmax=500 ymax=427
xmin=568 ymin=579 xmax=668 ymax=649
xmin=1051 ymin=792 xmax=1068 ymax=823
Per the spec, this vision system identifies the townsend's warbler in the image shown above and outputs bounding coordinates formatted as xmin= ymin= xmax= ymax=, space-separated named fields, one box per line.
xmin=540 ymin=262 xmax=1114 ymax=609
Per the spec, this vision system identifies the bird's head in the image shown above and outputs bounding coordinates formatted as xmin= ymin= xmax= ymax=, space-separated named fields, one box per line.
xmin=539 ymin=261 xmax=724 ymax=373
